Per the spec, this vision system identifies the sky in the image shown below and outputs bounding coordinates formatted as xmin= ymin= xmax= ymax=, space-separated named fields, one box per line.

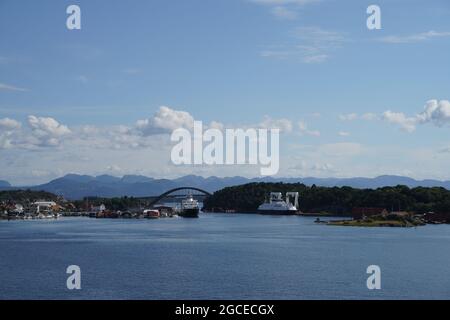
xmin=1 ymin=0 xmax=450 ymax=185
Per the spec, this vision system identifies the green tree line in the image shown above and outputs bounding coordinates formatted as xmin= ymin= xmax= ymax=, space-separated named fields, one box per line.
xmin=203 ymin=183 xmax=450 ymax=215
xmin=74 ymin=196 xmax=150 ymax=211
xmin=0 ymin=190 xmax=59 ymax=203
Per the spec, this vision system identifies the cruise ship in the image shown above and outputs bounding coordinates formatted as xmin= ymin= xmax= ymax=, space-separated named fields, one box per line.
xmin=179 ymin=194 xmax=200 ymax=218
xmin=257 ymin=192 xmax=299 ymax=215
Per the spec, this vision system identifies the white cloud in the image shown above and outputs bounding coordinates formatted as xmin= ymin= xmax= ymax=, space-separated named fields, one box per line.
xmin=251 ymin=0 xmax=320 ymax=19
xmin=311 ymin=162 xmax=334 ymax=172
xmin=27 ymin=115 xmax=71 ymax=147
xmin=136 ymin=106 xmax=195 ymax=136
xmin=259 ymin=116 xmax=293 ymax=132
xmin=382 ymin=99 xmax=450 ymax=132
xmin=208 ymin=121 xmax=225 ymax=130
xmin=0 ymin=83 xmax=28 ymax=92
xmin=3 ymin=106 xmax=450 ymax=184
xmin=298 ymin=120 xmax=320 ymax=136
xmin=106 ymin=164 xmax=123 ymax=173
xmin=0 ymin=111 xmax=300 ymax=183
xmin=416 ymin=99 xmax=450 ymax=127
xmin=338 ymin=131 xmax=350 ymax=137
xmin=379 ymin=30 xmax=450 ymax=44
xmin=0 ymin=118 xmax=21 ymax=149
xmin=135 ymin=108 xmax=293 ymax=137
xmin=1 ymin=116 xmax=72 ymax=149
xmin=361 ymin=113 xmax=377 ymax=120
xmin=339 ymin=113 xmax=377 ymax=121
xmin=339 ymin=113 xmax=358 ymax=121
xmin=0 ymin=118 xmax=21 ymax=131
xmin=382 ymin=111 xmax=417 ymax=133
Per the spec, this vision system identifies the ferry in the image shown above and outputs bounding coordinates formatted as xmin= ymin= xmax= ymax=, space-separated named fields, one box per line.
xmin=179 ymin=194 xmax=199 ymax=218
xmin=257 ymin=192 xmax=299 ymax=215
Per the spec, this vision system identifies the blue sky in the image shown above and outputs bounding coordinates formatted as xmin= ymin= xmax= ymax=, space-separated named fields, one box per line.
xmin=1 ymin=0 xmax=450 ymax=185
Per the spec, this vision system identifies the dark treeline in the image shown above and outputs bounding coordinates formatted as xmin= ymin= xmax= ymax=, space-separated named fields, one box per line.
xmin=203 ymin=183 xmax=450 ymax=215
xmin=0 ymin=190 xmax=59 ymax=203
xmin=74 ymin=196 xmax=152 ymax=211
xmin=0 ymin=190 xmax=149 ymax=211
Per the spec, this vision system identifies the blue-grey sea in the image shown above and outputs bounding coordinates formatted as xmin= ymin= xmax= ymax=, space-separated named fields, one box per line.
xmin=1 ymin=214 xmax=450 ymax=300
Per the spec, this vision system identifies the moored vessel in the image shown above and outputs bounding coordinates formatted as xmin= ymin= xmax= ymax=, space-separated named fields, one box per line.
xmin=144 ymin=209 xmax=160 ymax=219
xmin=179 ymin=194 xmax=199 ymax=218
xmin=257 ymin=192 xmax=299 ymax=215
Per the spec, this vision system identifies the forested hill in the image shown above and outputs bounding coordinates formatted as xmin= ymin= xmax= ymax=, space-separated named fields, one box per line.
xmin=203 ymin=183 xmax=450 ymax=215
xmin=0 ymin=190 xmax=59 ymax=203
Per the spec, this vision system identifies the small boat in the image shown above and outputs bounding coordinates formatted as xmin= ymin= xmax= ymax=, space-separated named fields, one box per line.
xmin=144 ymin=209 xmax=160 ymax=219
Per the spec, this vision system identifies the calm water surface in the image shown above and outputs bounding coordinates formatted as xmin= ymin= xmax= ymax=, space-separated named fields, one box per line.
xmin=1 ymin=214 xmax=450 ymax=299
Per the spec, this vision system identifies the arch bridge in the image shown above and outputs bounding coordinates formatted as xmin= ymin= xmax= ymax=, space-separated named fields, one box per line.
xmin=148 ymin=187 xmax=212 ymax=208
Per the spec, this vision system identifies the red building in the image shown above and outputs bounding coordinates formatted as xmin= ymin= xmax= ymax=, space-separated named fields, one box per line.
xmin=423 ymin=212 xmax=450 ymax=223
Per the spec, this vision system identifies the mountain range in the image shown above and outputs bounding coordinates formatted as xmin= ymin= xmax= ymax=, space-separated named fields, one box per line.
xmin=1 ymin=174 xmax=450 ymax=200
xmin=0 ymin=180 xmax=11 ymax=188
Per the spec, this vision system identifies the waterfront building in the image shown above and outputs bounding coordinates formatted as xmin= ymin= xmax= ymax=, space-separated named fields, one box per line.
xmin=91 ymin=204 xmax=106 ymax=213
xmin=33 ymin=201 xmax=57 ymax=214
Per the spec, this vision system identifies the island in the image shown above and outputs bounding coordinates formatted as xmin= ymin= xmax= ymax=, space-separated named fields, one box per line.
xmin=327 ymin=213 xmax=426 ymax=228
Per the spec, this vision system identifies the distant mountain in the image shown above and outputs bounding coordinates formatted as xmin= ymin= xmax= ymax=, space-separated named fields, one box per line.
xmin=2 ymin=174 xmax=450 ymax=200
xmin=289 ymin=175 xmax=450 ymax=189
xmin=0 ymin=180 xmax=11 ymax=188
xmin=121 ymin=175 xmax=155 ymax=184
xmin=95 ymin=174 xmax=122 ymax=184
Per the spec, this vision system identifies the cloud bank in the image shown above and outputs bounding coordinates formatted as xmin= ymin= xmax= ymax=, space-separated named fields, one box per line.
xmin=383 ymin=100 xmax=450 ymax=132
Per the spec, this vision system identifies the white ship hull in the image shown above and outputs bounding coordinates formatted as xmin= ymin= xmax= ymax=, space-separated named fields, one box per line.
xmin=257 ymin=192 xmax=299 ymax=215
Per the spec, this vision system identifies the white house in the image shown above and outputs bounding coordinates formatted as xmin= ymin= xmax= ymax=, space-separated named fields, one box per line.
xmin=92 ymin=204 xmax=106 ymax=213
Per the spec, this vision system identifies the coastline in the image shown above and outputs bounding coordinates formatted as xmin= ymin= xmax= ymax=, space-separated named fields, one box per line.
xmin=326 ymin=219 xmax=425 ymax=228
